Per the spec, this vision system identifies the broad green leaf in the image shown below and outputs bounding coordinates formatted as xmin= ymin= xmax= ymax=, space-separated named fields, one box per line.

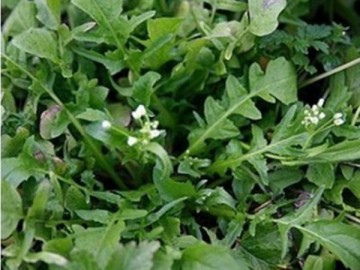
xmin=12 ymin=28 xmax=59 ymax=62
xmin=73 ymin=220 xmax=125 ymax=268
xmin=2 ymin=127 xmax=30 ymax=158
xmin=181 ymin=242 xmax=248 ymax=270
xmin=3 ymin=0 xmax=37 ymax=37
xmin=297 ymin=221 xmax=360 ymax=270
xmin=34 ymin=0 xmax=61 ymax=30
xmin=269 ymin=168 xmax=303 ymax=194
xmin=248 ymin=0 xmax=287 ymax=36
xmin=27 ymin=180 xmax=51 ymax=220
xmin=275 ymin=186 xmax=324 ymax=258
xmin=306 ymin=163 xmax=335 ymax=189
xmin=237 ymin=223 xmax=282 ymax=270
xmin=249 ymin=57 xmax=297 ymax=105
xmin=132 ymin=71 xmax=161 ymax=106
xmin=43 ymin=238 xmax=73 ymax=257
xmin=106 ymin=241 xmax=160 ymax=270
xmin=303 ymin=254 xmax=336 ymax=270
xmin=64 ymin=186 xmax=90 ymax=211
xmin=147 ymin=18 xmax=183 ymax=41
xmin=71 ymin=0 xmax=123 ymax=25
xmin=1 ymin=181 xmax=23 ymax=239
xmin=76 ymin=108 xmax=108 ymax=122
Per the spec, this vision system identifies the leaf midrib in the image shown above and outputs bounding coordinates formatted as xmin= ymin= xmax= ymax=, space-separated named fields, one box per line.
xmin=186 ymin=76 xmax=292 ymax=155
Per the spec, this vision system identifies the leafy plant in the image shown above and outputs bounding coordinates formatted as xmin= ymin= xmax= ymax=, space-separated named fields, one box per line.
xmin=2 ymin=0 xmax=360 ymax=269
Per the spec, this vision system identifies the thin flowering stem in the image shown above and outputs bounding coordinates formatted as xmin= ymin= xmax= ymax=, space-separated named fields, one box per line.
xmin=351 ymin=106 xmax=360 ymax=126
xmin=303 ymin=119 xmax=335 ymax=149
xmin=299 ymin=57 xmax=360 ymax=88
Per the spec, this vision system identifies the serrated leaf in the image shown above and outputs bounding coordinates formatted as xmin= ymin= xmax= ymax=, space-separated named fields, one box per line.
xmin=1 ymin=181 xmax=24 ymax=239
xmin=297 ymin=221 xmax=360 ymax=270
xmin=225 ymin=75 xmax=261 ymax=120
xmin=249 ymin=57 xmax=297 ymax=105
xmin=249 ymin=0 xmax=287 ymax=36
xmin=12 ymin=28 xmax=59 ymax=62
xmin=275 ymin=186 xmax=324 ymax=258
xmin=75 ymin=209 xmax=111 ymax=224
xmin=147 ymin=18 xmax=183 ymax=41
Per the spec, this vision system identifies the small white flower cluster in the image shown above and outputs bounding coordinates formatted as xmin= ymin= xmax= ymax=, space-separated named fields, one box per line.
xmin=333 ymin=112 xmax=345 ymax=126
xmin=301 ymin=98 xmax=326 ymax=127
xmin=101 ymin=105 xmax=164 ymax=147
xmin=127 ymin=105 xmax=164 ymax=146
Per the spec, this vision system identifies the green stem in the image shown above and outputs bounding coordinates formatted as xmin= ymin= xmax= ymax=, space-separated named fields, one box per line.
xmin=303 ymin=119 xmax=334 ymax=149
xmin=3 ymin=54 xmax=128 ymax=189
xmin=299 ymin=57 xmax=360 ymax=88
xmin=351 ymin=106 xmax=360 ymax=126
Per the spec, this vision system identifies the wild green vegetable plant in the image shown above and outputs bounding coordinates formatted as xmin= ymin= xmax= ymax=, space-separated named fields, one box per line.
xmin=1 ymin=0 xmax=360 ymax=269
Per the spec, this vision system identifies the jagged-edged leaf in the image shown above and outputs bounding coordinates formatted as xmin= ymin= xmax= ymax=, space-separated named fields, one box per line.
xmin=249 ymin=57 xmax=297 ymax=105
xmin=132 ymin=71 xmax=161 ymax=106
xmin=249 ymin=0 xmax=286 ymax=36
xmin=297 ymin=221 xmax=360 ymax=270
xmin=247 ymin=125 xmax=268 ymax=184
xmin=275 ymin=187 xmax=324 ymax=258
xmin=188 ymin=97 xmax=239 ymax=153
xmin=224 ymin=75 xmax=261 ymax=120
xmin=187 ymin=57 xmax=296 ymax=155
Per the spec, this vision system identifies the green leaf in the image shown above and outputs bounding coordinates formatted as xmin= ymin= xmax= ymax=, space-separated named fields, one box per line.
xmin=27 ymin=180 xmax=51 ymax=220
xmin=106 ymin=241 xmax=160 ymax=270
xmin=34 ymin=0 xmax=61 ymax=30
xmin=75 ymin=209 xmax=111 ymax=224
xmin=132 ymin=72 xmax=161 ymax=106
xmin=24 ymin=251 xmax=68 ymax=267
xmin=188 ymin=57 xmax=296 ymax=154
xmin=249 ymin=0 xmax=287 ymax=36
xmin=275 ymin=186 xmax=325 ymax=258
xmin=224 ymin=75 xmax=261 ymax=120
xmin=237 ymin=223 xmax=282 ymax=270
xmin=3 ymin=0 xmax=37 ymax=37
xmin=181 ymin=242 xmax=248 ymax=270
xmin=249 ymin=57 xmax=297 ymax=105
xmin=39 ymin=105 xmax=63 ymax=139
xmin=1 ymin=181 xmax=23 ymax=239
xmin=147 ymin=18 xmax=183 ymax=41
xmin=297 ymin=221 xmax=360 ymax=270
xmin=64 ymin=186 xmax=90 ymax=212
xmin=306 ymin=163 xmax=335 ymax=189
xmin=12 ymin=28 xmax=59 ymax=62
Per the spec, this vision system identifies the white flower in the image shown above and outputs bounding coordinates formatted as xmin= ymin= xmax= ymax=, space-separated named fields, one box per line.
xmin=317 ymin=98 xmax=325 ymax=107
xmin=102 ymin=120 xmax=112 ymax=130
xmin=311 ymin=104 xmax=319 ymax=112
xmin=309 ymin=117 xmax=319 ymax=125
xmin=334 ymin=118 xmax=345 ymax=126
xmin=319 ymin=112 xmax=326 ymax=119
xmin=151 ymin=120 xmax=159 ymax=129
xmin=127 ymin=136 xmax=138 ymax=146
xmin=149 ymin=129 xmax=161 ymax=139
xmin=132 ymin=105 xmax=146 ymax=120
xmin=333 ymin=112 xmax=343 ymax=119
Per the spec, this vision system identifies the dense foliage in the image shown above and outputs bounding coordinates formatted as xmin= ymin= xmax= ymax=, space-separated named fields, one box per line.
xmin=1 ymin=0 xmax=360 ymax=269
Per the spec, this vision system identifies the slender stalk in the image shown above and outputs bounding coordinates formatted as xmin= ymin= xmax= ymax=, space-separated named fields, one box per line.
xmin=3 ymin=54 xmax=128 ymax=189
xmin=351 ymin=105 xmax=360 ymax=126
xmin=299 ymin=57 xmax=360 ymax=88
